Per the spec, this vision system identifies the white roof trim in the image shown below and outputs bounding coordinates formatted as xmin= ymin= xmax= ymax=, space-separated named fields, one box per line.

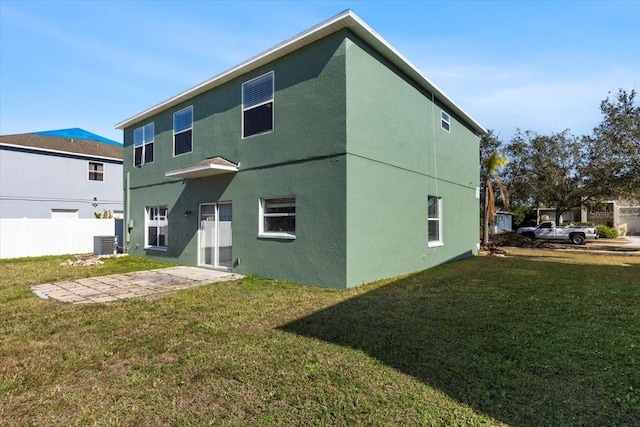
xmin=0 ymin=143 xmax=123 ymax=162
xmin=165 ymin=163 xmax=238 ymax=179
xmin=115 ymin=10 xmax=485 ymax=135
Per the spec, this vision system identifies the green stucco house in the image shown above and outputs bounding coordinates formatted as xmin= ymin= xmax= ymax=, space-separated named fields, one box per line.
xmin=115 ymin=10 xmax=486 ymax=288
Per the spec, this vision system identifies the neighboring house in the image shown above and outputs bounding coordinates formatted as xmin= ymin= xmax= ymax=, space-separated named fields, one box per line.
xmin=585 ymin=200 xmax=640 ymax=235
xmin=0 ymin=128 xmax=123 ymax=219
xmin=115 ymin=10 xmax=486 ymax=288
xmin=536 ymin=207 xmax=582 ymax=225
xmin=537 ymin=200 xmax=640 ymax=235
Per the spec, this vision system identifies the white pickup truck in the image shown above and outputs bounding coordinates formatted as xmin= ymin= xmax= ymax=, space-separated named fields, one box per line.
xmin=516 ymin=221 xmax=598 ymax=245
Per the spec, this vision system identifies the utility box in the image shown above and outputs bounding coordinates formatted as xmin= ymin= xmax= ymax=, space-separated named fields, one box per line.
xmin=94 ymin=236 xmax=117 ymax=256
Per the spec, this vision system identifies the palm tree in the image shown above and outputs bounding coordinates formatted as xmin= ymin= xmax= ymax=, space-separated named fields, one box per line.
xmin=483 ymin=151 xmax=509 ymax=246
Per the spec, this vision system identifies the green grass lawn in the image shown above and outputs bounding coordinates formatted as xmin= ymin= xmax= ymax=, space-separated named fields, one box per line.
xmin=1 ymin=250 xmax=639 ymax=426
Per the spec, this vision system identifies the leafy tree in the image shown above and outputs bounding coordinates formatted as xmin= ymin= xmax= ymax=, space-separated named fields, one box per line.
xmin=504 ymin=130 xmax=588 ymax=224
xmin=479 ymin=130 xmax=507 ymax=243
xmin=584 ymin=89 xmax=640 ymax=200
xmin=510 ymin=204 xmax=535 ymax=228
xmin=482 ymin=149 xmax=509 ymax=246
xmin=480 ymin=129 xmax=502 ymax=165
xmin=479 ymin=130 xmax=503 ymax=216
xmin=495 ymin=89 xmax=638 ymax=227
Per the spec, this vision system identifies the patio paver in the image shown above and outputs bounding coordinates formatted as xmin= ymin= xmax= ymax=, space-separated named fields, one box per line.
xmin=30 ymin=267 xmax=242 ymax=304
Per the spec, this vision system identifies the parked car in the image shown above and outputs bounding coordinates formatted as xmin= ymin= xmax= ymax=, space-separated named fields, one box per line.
xmin=516 ymin=221 xmax=598 ymax=245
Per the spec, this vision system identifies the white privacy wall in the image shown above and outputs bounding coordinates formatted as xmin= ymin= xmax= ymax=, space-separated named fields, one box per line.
xmin=0 ymin=218 xmax=115 ymax=258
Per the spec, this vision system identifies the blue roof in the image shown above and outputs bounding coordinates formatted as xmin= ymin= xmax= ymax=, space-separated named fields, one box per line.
xmin=32 ymin=128 xmax=121 ymax=146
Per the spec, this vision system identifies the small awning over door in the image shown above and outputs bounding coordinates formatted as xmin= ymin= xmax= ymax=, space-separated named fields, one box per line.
xmin=165 ymin=157 xmax=238 ymax=179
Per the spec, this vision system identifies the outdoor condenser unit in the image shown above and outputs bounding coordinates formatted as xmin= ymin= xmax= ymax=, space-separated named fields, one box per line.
xmin=93 ymin=236 xmax=117 ymax=256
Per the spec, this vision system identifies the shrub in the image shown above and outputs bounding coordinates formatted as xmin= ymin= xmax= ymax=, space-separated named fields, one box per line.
xmin=510 ymin=205 xmax=535 ymax=229
xmin=596 ymin=225 xmax=619 ymax=239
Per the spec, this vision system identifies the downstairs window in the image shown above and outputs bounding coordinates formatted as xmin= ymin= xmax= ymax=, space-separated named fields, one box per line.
xmin=428 ymin=196 xmax=443 ymax=246
xmin=146 ymin=206 xmax=168 ymax=249
xmin=260 ymin=196 xmax=295 ymax=238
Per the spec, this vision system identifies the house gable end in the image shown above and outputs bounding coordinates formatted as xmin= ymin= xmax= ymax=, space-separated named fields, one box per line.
xmin=115 ymin=10 xmax=484 ymax=137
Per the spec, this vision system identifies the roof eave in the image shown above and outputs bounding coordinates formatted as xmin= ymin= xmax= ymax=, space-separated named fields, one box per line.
xmin=0 ymin=142 xmax=123 ymax=162
xmin=115 ymin=10 xmax=485 ymax=135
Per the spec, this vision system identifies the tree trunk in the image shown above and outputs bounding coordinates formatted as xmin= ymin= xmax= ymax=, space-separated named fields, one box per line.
xmin=483 ymin=183 xmax=490 ymax=246
xmin=555 ymin=207 xmax=567 ymax=224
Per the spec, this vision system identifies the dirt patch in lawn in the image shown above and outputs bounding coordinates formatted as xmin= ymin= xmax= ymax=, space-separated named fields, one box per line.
xmin=485 ymin=231 xmax=640 ymax=253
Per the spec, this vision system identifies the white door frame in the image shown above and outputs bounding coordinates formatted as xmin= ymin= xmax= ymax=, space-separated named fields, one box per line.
xmin=198 ymin=202 xmax=232 ymax=270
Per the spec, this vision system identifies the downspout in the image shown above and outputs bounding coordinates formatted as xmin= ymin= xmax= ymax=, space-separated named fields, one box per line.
xmin=125 ymin=171 xmax=131 ymax=253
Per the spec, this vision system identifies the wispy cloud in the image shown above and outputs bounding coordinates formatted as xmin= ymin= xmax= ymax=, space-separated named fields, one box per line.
xmin=2 ymin=0 xmax=638 ymax=144
xmin=2 ymin=4 xmax=205 ymax=87
xmin=405 ymin=48 xmax=639 ymax=140
xmin=472 ymin=69 xmax=638 ymax=138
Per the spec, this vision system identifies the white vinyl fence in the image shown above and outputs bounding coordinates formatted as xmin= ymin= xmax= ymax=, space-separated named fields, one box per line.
xmin=0 ymin=218 xmax=115 ymax=259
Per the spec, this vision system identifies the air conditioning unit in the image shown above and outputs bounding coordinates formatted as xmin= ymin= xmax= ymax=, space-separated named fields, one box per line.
xmin=94 ymin=236 xmax=117 ymax=255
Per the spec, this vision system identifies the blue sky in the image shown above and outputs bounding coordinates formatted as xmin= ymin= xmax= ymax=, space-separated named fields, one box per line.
xmin=1 ymin=0 xmax=639 ymax=144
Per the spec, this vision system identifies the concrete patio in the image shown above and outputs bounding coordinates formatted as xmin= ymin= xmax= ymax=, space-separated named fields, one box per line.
xmin=31 ymin=267 xmax=243 ymax=304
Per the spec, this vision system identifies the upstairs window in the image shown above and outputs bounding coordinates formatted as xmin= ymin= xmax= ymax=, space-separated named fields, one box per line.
xmin=134 ymin=122 xmax=154 ymax=166
xmin=88 ymin=162 xmax=104 ymax=181
xmin=243 ymin=72 xmax=274 ymax=138
xmin=174 ymin=106 xmax=193 ymax=156
xmin=428 ymin=196 xmax=443 ymax=246
xmin=259 ymin=196 xmax=295 ymax=238
xmin=441 ymin=110 xmax=450 ymax=132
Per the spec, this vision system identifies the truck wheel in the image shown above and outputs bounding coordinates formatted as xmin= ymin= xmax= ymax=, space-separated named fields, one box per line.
xmin=524 ymin=232 xmax=535 ymax=240
xmin=570 ymin=234 xmax=585 ymax=245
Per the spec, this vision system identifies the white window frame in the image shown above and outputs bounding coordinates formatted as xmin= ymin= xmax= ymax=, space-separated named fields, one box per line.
xmin=88 ymin=161 xmax=104 ymax=181
xmin=242 ymin=71 xmax=274 ymax=139
xmin=134 ymin=122 xmax=154 ymax=167
xmin=145 ymin=206 xmax=169 ymax=250
xmin=258 ymin=196 xmax=295 ymax=239
xmin=428 ymin=196 xmax=443 ymax=247
xmin=173 ymin=106 xmax=193 ymax=157
xmin=441 ymin=110 xmax=450 ymax=133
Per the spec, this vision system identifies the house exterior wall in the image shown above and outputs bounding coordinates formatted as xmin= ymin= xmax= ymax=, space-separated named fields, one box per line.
xmin=122 ymin=30 xmax=481 ymax=288
xmin=537 ymin=208 xmax=581 ymax=223
xmin=344 ymin=35 xmax=479 ymax=287
xmin=232 ymin=158 xmax=347 ymax=286
xmin=124 ymin=32 xmax=349 ymax=287
xmin=0 ymin=148 xmax=123 ymax=218
xmin=586 ymin=201 xmax=640 ymax=234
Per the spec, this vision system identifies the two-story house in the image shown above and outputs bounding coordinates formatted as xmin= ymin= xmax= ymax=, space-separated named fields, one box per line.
xmin=0 ymin=128 xmax=123 ymax=219
xmin=115 ymin=10 xmax=486 ymax=288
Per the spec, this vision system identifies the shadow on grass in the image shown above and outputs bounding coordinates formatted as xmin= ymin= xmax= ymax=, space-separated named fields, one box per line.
xmin=278 ymin=253 xmax=640 ymax=426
